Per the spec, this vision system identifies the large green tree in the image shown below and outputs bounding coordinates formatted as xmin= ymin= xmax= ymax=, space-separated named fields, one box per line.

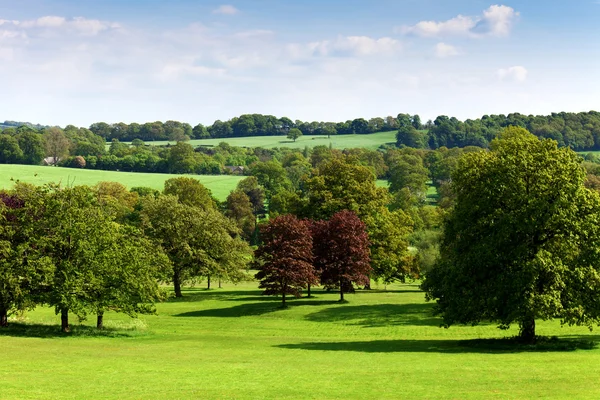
xmin=423 ymin=127 xmax=600 ymax=343
xmin=140 ymin=195 xmax=250 ymax=297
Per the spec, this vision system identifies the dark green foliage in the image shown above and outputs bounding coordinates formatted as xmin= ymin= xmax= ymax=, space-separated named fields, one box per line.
xmin=423 ymin=127 xmax=600 ymax=342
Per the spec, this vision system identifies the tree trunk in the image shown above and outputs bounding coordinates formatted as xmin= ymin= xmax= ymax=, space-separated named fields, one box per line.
xmin=307 ymin=284 xmax=312 ymax=298
xmin=364 ymin=282 xmax=371 ymax=290
xmin=282 ymin=292 xmax=286 ymax=307
xmin=0 ymin=308 xmax=8 ymax=327
xmin=207 ymin=275 xmax=211 ymax=290
xmin=339 ymin=279 xmax=345 ymax=301
xmin=218 ymin=278 xmax=222 ymax=289
xmin=61 ymin=309 xmax=70 ymax=333
xmin=173 ymin=271 xmax=182 ymax=298
xmin=519 ymin=317 xmax=536 ymax=343
xmin=97 ymin=313 xmax=104 ymax=330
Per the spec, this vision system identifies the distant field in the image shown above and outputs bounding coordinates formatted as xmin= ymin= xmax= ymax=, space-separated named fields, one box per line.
xmin=0 ymin=165 xmax=243 ymax=201
xmin=115 ymin=131 xmax=399 ymax=151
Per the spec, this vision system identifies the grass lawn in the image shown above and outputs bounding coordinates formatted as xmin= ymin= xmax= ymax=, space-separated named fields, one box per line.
xmin=2 ymin=280 xmax=600 ymax=399
xmin=0 ymin=164 xmax=243 ymax=201
xmin=116 ymin=131 xmax=399 ymax=151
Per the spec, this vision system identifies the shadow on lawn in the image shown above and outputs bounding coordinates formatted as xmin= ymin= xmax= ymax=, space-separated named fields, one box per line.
xmin=175 ymin=299 xmax=340 ymax=318
xmin=276 ymin=336 xmax=600 ymax=354
xmin=0 ymin=322 xmax=140 ymax=339
xmin=305 ymin=303 xmax=442 ymax=327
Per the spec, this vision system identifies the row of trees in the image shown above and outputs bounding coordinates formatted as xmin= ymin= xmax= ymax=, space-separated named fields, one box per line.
xmin=397 ymin=111 xmax=600 ymax=151
xmin=255 ymin=212 xmax=371 ymax=305
xmin=0 ymin=177 xmax=253 ymax=332
xmin=88 ymin=115 xmax=405 ymax=142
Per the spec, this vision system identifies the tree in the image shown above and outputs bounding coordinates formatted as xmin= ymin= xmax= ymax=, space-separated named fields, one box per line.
xmin=0 ymin=190 xmax=52 ymax=326
xmin=254 ymin=215 xmax=317 ymax=306
xmin=312 ymin=210 xmax=371 ymax=301
xmin=248 ymin=161 xmax=291 ymax=200
xmin=163 ymin=177 xmax=215 ymax=211
xmin=0 ymin=135 xmax=23 ymax=164
xmin=16 ymin=131 xmax=45 ymax=164
xmin=86 ymin=224 xmax=170 ymax=329
xmin=322 ymin=125 xmax=337 ymax=139
xmin=422 ymin=127 xmax=600 ymax=343
xmin=287 ymin=128 xmax=303 ymax=142
xmin=225 ymin=190 xmax=255 ymax=240
xmin=140 ymin=195 xmax=250 ymax=297
xmin=44 ymin=127 xmax=70 ymax=164
xmin=167 ymin=142 xmax=196 ymax=173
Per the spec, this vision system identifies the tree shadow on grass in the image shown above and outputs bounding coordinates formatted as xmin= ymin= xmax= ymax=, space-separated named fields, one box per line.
xmin=305 ymin=303 xmax=442 ymax=327
xmin=0 ymin=322 xmax=142 ymax=339
xmin=175 ymin=299 xmax=340 ymax=318
xmin=169 ymin=289 xmax=264 ymax=303
xmin=276 ymin=336 xmax=600 ymax=354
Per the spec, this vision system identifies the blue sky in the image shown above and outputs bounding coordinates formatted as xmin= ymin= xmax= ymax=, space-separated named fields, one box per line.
xmin=0 ymin=0 xmax=598 ymax=127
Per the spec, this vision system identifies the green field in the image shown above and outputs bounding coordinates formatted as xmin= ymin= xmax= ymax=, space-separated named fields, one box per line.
xmin=2 ymin=280 xmax=599 ymax=399
xmin=0 ymin=164 xmax=243 ymax=201
xmin=118 ymin=131 xmax=398 ymax=151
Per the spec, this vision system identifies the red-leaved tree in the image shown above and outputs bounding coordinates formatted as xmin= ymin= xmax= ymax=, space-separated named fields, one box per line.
xmin=254 ymin=215 xmax=318 ymax=306
xmin=313 ymin=210 xmax=371 ymax=301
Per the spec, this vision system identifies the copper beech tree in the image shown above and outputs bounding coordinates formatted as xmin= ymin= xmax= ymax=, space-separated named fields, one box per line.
xmin=312 ymin=210 xmax=371 ymax=301
xmin=254 ymin=215 xmax=317 ymax=307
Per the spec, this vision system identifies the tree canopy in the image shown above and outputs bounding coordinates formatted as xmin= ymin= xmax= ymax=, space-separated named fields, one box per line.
xmin=422 ymin=127 xmax=600 ymax=342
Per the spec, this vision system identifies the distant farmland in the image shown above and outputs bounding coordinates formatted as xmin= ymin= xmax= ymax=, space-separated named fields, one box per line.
xmin=0 ymin=165 xmax=243 ymax=201
xmin=113 ymin=131 xmax=399 ymax=151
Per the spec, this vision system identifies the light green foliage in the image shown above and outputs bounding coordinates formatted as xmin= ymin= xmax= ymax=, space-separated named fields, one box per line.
xmin=163 ymin=177 xmax=216 ymax=210
xmin=423 ymin=127 xmax=600 ymax=341
xmin=140 ymin=195 xmax=251 ymax=297
xmin=0 ymin=164 xmax=243 ymax=201
xmin=287 ymin=128 xmax=303 ymax=142
xmin=303 ymin=156 xmax=415 ymax=283
xmin=249 ymin=160 xmax=291 ymax=200
xmin=43 ymin=127 xmax=70 ymax=162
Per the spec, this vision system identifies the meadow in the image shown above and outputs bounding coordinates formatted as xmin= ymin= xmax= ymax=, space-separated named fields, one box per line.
xmin=0 ymin=164 xmax=244 ymax=201
xmin=2 ymin=280 xmax=600 ymax=399
xmin=117 ymin=131 xmax=399 ymax=151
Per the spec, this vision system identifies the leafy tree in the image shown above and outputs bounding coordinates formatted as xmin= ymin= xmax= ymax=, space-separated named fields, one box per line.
xmin=0 ymin=191 xmax=52 ymax=326
xmin=254 ymin=215 xmax=317 ymax=306
xmin=86 ymin=224 xmax=170 ymax=329
xmin=43 ymin=127 xmax=70 ymax=164
xmin=312 ymin=210 xmax=371 ymax=301
xmin=423 ymin=127 xmax=600 ymax=343
xmin=249 ymin=161 xmax=291 ymax=200
xmin=225 ymin=190 xmax=255 ymax=240
xmin=167 ymin=142 xmax=197 ymax=173
xmin=140 ymin=195 xmax=250 ymax=297
xmin=396 ymin=126 xmax=427 ymax=148
xmin=16 ymin=131 xmax=45 ymax=164
xmin=0 ymin=135 xmax=23 ymax=163
xmin=287 ymin=128 xmax=303 ymax=142
xmin=163 ymin=177 xmax=215 ymax=211
xmin=322 ymin=125 xmax=337 ymax=138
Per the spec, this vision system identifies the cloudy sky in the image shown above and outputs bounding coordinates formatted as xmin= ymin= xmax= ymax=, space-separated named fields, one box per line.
xmin=0 ymin=0 xmax=598 ymax=127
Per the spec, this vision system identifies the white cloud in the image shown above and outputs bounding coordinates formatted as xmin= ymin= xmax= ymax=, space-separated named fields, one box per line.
xmin=435 ymin=42 xmax=460 ymax=58
xmin=497 ymin=66 xmax=528 ymax=82
xmin=399 ymin=5 xmax=519 ymax=38
xmin=2 ymin=16 xmax=118 ymax=36
xmin=213 ymin=5 xmax=240 ymax=15
xmin=293 ymin=36 xmax=401 ymax=58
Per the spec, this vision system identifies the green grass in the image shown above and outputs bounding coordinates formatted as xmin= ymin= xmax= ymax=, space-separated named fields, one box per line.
xmin=121 ymin=131 xmax=399 ymax=151
xmin=0 ymin=164 xmax=243 ymax=201
xmin=2 ymin=281 xmax=600 ymax=399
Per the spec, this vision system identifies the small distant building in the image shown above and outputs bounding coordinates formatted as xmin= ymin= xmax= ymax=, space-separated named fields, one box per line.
xmin=43 ymin=157 xmax=60 ymax=166
xmin=224 ymin=166 xmax=245 ymax=175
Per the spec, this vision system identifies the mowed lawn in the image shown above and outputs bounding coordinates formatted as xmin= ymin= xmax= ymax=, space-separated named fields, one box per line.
xmin=0 ymin=164 xmax=243 ymax=201
xmin=2 ymin=281 xmax=600 ymax=399
xmin=117 ymin=131 xmax=399 ymax=151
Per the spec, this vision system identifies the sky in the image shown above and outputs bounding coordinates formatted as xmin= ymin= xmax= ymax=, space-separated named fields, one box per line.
xmin=0 ymin=0 xmax=598 ymax=127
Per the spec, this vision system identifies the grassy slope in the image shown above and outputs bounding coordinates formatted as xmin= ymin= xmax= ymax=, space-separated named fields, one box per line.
xmin=2 ymin=281 xmax=600 ymax=400
xmin=121 ymin=131 xmax=398 ymax=151
xmin=0 ymin=164 xmax=243 ymax=201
